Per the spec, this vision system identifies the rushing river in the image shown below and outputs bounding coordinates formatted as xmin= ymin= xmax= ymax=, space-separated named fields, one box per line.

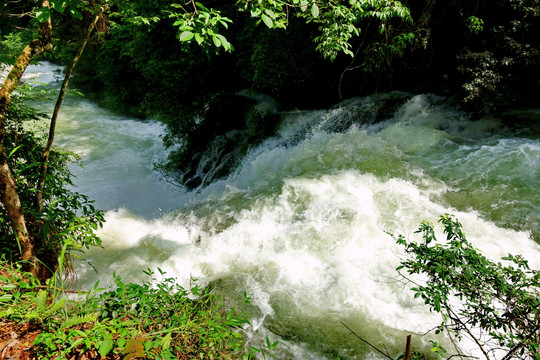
xmin=17 ymin=63 xmax=540 ymax=359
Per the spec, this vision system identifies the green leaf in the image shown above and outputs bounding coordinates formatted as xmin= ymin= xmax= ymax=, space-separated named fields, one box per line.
xmin=51 ymin=0 xmax=66 ymax=13
xmin=69 ymin=8 xmax=82 ymax=20
xmin=1 ymin=284 xmax=16 ymax=291
xmin=212 ymin=35 xmax=221 ymax=47
xmin=161 ymin=332 xmax=172 ymax=350
xmin=215 ymin=34 xmax=231 ymax=51
xmin=178 ymin=31 xmax=194 ymax=42
xmin=311 ymin=3 xmax=319 ymax=18
xmin=265 ymin=9 xmax=276 ymax=19
xmin=266 ymin=336 xmax=279 ymax=350
xmin=68 ymin=338 xmax=85 ymax=351
xmin=49 ymin=296 xmax=66 ymax=313
xmin=0 ymin=294 xmax=13 ymax=302
xmin=98 ymin=339 xmax=114 ymax=358
xmin=226 ymin=308 xmax=234 ymax=321
xmin=261 ymin=14 xmax=273 ymax=28
xmin=270 ymin=340 xmax=279 ymax=350
xmin=433 ymin=296 xmax=440 ymax=312
xmin=35 ymin=6 xmax=51 ymax=23
xmin=178 ymin=25 xmax=194 ymax=31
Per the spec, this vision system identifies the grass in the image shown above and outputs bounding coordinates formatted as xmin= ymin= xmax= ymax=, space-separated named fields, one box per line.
xmin=0 ymin=260 xmax=273 ymax=359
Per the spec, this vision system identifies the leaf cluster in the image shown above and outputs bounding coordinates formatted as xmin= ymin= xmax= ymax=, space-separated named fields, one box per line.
xmin=0 ymin=31 xmax=35 ymax=65
xmin=235 ymin=0 xmax=412 ymax=61
xmin=451 ymin=0 xmax=540 ymax=113
xmin=171 ymin=2 xmax=233 ymax=53
xmin=163 ymin=0 xmax=413 ymax=60
xmin=36 ymin=0 xmax=87 ymax=23
xmin=0 ymin=263 xmax=273 ymax=359
xmin=394 ymin=215 xmax=540 ymax=359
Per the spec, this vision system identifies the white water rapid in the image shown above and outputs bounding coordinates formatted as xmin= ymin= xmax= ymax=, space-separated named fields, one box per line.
xmin=16 ymin=63 xmax=540 ymax=359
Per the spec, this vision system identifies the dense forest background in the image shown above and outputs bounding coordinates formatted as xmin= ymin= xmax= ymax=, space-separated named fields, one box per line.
xmin=2 ymin=0 xmax=539 ymax=189
xmin=45 ymin=0 xmax=540 ymax=112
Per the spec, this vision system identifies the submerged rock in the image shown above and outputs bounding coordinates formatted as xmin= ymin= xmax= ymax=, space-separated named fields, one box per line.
xmin=173 ymin=92 xmax=282 ymax=190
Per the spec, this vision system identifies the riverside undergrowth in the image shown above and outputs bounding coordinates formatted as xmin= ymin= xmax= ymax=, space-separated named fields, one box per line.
xmin=0 ymin=261 xmax=275 ymax=359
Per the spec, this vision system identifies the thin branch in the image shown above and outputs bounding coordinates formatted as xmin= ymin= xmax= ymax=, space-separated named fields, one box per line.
xmin=501 ymin=323 xmax=540 ymax=360
xmin=8 ymin=25 xmax=36 ymax=32
xmin=447 ymin=355 xmax=479 ymax=360
xmin=36 ymin=3 xmax=108 ymax=211
xmin=338 ymin=19 xmax=374 ymax=100
xmin=444 ymin=314 xmax=467 ymax=360
xmin=35 ymin=285 xmax=83 ymax=294
xmin=6 ymin=10 xmax=33 ymax=18
xmin=187 ymin=0 xmax=197 ymax=14
xmin=340 ymin=321 xmax=394 ymax=360
xmin=446 ymin=305 xmax=491 ymax=360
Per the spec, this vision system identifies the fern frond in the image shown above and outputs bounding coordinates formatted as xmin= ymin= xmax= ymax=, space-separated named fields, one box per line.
xmin=49 ymin=296 xmax=67 ymax=314
xmin=35 ymin=290 xmax=48 ymax=315
xmin=61 ymin=313 xmax=98 ymax=329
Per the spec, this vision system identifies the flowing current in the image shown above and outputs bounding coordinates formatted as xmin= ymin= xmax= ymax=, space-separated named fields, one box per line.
xmin=18 ymin=63 xmax=540 ymax=359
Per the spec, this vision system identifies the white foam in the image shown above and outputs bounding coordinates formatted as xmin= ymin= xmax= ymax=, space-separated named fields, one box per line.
xmin=74 ymin=168 xmax=540 ymax=357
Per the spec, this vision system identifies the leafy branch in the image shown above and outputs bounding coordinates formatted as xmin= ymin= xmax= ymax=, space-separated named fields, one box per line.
xmin=392 ymin=215 xmax=540 ymax=360
xmin=166 ymin=0 xmax=412 ymax=60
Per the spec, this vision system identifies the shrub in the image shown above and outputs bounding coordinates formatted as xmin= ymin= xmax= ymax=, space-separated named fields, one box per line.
xmin=394 ymin=215 xmax=540 ymax=359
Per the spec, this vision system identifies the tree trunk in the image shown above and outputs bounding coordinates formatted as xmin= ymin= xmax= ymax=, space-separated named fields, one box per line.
xmin=36 ymin=6 xmax=106 ymax=212
xmin=0 ymin=0 xmax=52 ymax=274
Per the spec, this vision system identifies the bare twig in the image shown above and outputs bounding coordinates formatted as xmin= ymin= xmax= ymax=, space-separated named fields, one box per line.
xmin=35 ymin=285 xmax=83 ymax=294
xmin=447 ymin=355 xmax=479 ymax=360
xmin=340 ymin=321 xmax=394 ymax=360
xmin=445 ymin=305 xmax=491 ymax=360
xmin=36 ymin=2 xmax=108 ymax=211
xmin=187 ymin=0 xmax=197 ymax=14
xmin=444 ymin=314 xmax=467 ymax=360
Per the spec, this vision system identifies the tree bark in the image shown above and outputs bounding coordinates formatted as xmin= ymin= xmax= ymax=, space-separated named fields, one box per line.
xmin=0 ymin=0 xmax=52 ymax=273
xmin=36 ymin=6 xmax=106 ymax=212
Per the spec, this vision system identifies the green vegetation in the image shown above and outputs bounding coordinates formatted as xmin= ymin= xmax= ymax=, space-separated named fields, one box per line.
xmin=2 ymin=215 xmax=539 ymax=359
xmin=0 ymin=262 xmax=272 ymax=359
xmin=0 ymin=86 xmax=270 ymax=357
xmin=0 ymin=86 xmax=104 ymax=280
xmin=394 ymin=215 xmax=540 ymax=359
xmin=0 ymin=0 xmax=110 ymax=279
xmin=455 ymin=0 xmax=540 ymax=114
